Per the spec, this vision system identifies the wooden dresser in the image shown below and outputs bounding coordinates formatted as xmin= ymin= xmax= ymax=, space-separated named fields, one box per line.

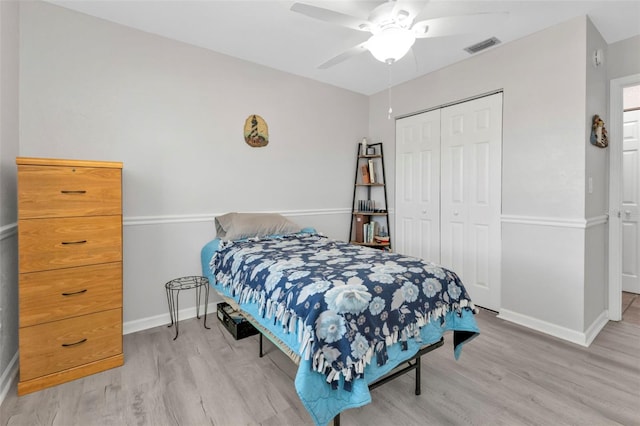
xmin=16 ymin=157 xmax=124 ymax=395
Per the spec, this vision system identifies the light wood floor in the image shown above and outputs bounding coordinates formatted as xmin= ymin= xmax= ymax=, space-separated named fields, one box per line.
xmin=1 ymin=307 xmax=639 ymax=426
xmin=623 ymin=291 xmax=640 ymax=326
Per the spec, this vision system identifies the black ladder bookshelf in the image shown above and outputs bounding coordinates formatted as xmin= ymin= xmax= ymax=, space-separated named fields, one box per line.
xmin=349 ymin=142 xmax=391 ymax=250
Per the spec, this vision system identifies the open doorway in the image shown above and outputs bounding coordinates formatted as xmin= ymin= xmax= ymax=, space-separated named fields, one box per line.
xmin=609 ymin=75 xmax=640 ymax=322
xmin=621 ymin=84 xmax=640 ymax=324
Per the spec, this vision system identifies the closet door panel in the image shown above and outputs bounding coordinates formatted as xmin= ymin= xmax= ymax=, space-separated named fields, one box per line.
xmin=441 ymin=93 xmax=502 ymax=310
xmin=395 ymin=109 xmax=441 ymax=262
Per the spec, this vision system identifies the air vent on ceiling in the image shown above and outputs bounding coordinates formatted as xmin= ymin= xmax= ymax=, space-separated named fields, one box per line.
xmin=464 ymin=37 xmax=501 ymax=54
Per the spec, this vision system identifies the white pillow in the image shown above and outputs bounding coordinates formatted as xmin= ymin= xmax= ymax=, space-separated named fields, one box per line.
xmin=215 ymin=212 xmax=300 ymax=240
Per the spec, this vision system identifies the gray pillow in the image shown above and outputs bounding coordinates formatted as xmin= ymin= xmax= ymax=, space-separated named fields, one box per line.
xmin=215 ymin=212 xmax=300 ymax=240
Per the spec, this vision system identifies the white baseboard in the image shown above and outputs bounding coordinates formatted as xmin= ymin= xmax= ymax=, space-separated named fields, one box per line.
xmin=0 ymin=223 xmax=17 ymax=241
xmin=497 ymin=309 xmax=608 ymax=347
xmin=0 ymin=352 xmax=18 ymax=406
xmin=123 ymin=301 xmax=220 ymax=335
xmin=584 ymin=310 xmax=610 ymax=347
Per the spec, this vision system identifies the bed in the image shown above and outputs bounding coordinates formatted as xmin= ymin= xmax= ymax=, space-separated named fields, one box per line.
xmin=200 ymin=213 xmax=479 ymax=425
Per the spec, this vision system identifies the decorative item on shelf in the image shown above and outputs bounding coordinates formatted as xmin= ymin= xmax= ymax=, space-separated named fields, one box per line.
xmin=366 ymin=146 xmax=376 ymax=156
xmin=590 ymin=114 xmax=608 ymax=148
xmin=374 ymin=235 xmax=390 ymax=244
xmin=244 ymin=114 xmax=269 ymax=147
xmin=358 ymin=199 xmax=375 ymax=212
xmin=361 ymin=137 xmax=368 ymax=155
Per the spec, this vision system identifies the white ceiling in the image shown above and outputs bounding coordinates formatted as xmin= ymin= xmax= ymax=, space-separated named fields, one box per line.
xmin=47 ymin=0 xmax=640 ymax=95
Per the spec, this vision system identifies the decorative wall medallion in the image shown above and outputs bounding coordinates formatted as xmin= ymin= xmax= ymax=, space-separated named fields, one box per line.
xmin=244 ymin=114 xmax=269 ymax=147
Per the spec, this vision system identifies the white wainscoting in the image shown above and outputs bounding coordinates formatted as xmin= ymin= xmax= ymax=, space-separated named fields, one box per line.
xmin=122 ymin=208 xmax=351 ymax=335
xmin=501 ymin=214 xmax=608 ymax=229
xmin=500 ymin=214 xmax=609 ymax=346
xmin=0 ymin=224 xmax=18 ymax=407
xmin=0 ymin=352 xmax=18 ymax=405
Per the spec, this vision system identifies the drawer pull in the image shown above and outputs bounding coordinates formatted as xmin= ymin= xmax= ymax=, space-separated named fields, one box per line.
xmin=61 ymin=240 xmax=87 ymax=245
xmin=60 ymin=190 xmax=87 ymax=194
xmin=61 ymin=338 xmax=87 ymax=347
xmin=61 ymin=289 xmax=88 ymax=296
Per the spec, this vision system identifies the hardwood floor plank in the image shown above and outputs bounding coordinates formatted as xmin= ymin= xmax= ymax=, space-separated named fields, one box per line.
xmin=1 ymin=309 xmax=638 ymax=426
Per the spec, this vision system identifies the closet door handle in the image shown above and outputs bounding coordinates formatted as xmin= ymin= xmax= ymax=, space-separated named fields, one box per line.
xmin=61 ymin=289 xmax=87 ymax=296
xmin=61 ymin=338 xmax=87 ymax=348
xmin=61 ymin=240 xmax=87 ymax=245
xmin=60 ymin=190 xmax=87 ymax=194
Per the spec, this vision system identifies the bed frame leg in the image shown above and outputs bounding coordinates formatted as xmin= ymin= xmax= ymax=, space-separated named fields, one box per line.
xmin=415 ymin=355 xmax=421 ymax=395
xmin=259 ymin=333 xmax=264 ymax=358
xmin=333 ymin=413 xmax=340 ymax=426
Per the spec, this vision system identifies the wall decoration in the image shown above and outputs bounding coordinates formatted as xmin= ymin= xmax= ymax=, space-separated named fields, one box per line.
xmin=244 ymin=114 xmax=269 ymax=147
xmin=590 ymin=114 xmax=608 ymax=148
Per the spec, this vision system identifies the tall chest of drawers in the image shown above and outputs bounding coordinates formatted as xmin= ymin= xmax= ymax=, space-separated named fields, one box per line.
xmin=16 ymin=157 xmax=124 ymax=395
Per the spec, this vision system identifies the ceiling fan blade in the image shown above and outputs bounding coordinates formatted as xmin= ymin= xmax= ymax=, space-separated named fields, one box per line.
xmin=291 ymin=2 xmax=370 ymax=31
xmin=413 ymin=12 xmax=508 ymax=38
xmin=318 ymin=42 xmax=369 ymax=69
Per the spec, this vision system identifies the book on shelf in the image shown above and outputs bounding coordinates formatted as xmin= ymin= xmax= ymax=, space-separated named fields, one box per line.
xmin=361 ymin=164 xmax=370 ymax=184
xmin=368 ymin=159 xmax=376 ymax=184
xmin=354 ymin=214 xmax=366 ymax=242
xmin=362 ymin=221 xmax=378 ymax=244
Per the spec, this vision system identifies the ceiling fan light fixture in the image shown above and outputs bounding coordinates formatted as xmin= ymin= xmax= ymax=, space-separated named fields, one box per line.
xmin=367 ymin=26 xmax=416 ymax=64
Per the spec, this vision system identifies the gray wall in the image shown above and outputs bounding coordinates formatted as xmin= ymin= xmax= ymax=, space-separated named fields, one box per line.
xmin=583 ymin=17 xmax=608 ymax=332
xmin=18 ymin=2 xmax=369 ymax=328
xmin=0 ymin=0 xmax=19 ymax=401
xmin=369 ymin=16 xmax=613 ymax=344
xmin=607 ymin=35 xmax=640 ymax=80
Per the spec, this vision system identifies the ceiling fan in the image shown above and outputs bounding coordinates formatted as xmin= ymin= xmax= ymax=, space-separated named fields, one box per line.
xmin=291 ymin=0 xmax=506 ymax=68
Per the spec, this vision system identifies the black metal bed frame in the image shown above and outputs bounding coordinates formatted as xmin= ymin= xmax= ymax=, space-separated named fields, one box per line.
xmin=257 ymin=333 xmax=445 ymax=425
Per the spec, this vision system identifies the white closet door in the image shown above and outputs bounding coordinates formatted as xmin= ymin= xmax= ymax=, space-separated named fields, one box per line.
xmin=395 ymin=109 xmax=441 ymax=261
xmin=622 ymin=109 xmax=640 ymax=294
xmin=440 ymin=93 xmax=502 ymax=310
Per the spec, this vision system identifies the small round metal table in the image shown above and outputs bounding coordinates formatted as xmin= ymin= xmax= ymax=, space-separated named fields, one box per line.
xmin=165 ymin=276 xmax=210 ymax=340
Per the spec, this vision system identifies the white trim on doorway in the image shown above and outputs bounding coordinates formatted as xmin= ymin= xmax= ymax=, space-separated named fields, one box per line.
xmin=608 ymin=73 xmax=640 ymax=321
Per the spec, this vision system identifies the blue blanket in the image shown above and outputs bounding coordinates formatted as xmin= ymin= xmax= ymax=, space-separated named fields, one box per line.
xmin=203 ymin=233 xmax=479 ymax=425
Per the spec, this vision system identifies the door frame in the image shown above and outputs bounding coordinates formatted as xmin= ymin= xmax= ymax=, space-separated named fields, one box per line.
xmin=608 ymin=73 xmax=640 ymax=321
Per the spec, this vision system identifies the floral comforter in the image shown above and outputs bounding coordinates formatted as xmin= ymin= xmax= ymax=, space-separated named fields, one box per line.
xmin=210 ymin=233 xmax=478 ymax=393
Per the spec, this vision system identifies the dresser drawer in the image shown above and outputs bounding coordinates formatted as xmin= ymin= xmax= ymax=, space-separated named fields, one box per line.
xmin=17 ymin=165 xmax=121 ymax=219
xmin=19 ymin=216 xmax=122 ymax=273
xmin=20 ymin=262 xmax=122 ymax=327
xmin=19 ymin=309 xmax=122 ymax=381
